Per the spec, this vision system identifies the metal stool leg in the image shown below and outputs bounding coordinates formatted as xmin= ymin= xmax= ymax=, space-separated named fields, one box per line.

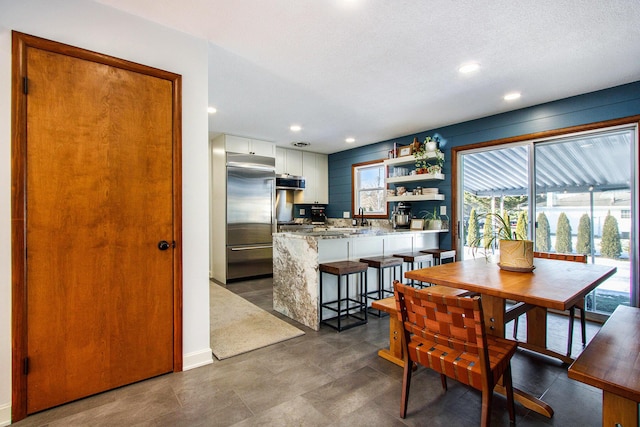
xmin=337 ymin=273 xmax=343 ymax=332
xmin=361 ymin=270 xmax=368 ymax=322
xmin=320 ymin=272 xmax=324 ymax=324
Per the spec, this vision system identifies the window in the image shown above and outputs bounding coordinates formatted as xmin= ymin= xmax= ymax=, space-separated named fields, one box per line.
xmin=352 ymin=160 xmax=387 ymax=217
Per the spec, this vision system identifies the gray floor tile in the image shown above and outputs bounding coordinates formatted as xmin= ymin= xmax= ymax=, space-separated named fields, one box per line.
xmin=13 ymin=276 xmax=606 ymax=426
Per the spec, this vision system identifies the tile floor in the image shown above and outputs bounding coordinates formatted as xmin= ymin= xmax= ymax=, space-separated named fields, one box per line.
xmin=13 ymin=276 xmax=604 ymax=426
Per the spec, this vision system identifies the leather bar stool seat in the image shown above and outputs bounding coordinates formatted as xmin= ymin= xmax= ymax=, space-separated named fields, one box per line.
xmin=420 ymin=248 xmax=456 ymax=265
xmin=392 ymin=251 xmax=434 ymax=288
xmin=319 ymin=260 xmax=369 ymax=331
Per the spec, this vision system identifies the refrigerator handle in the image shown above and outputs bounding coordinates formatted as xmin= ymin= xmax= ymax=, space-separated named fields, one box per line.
xmin=269 ymin=177 xmax=276 ymax=234
xmin=230 ymin=245 xmax=273 ymax=251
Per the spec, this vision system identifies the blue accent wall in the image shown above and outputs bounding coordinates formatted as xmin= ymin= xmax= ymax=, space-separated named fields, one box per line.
xmin=328 ymin=81 xmax=640 ymax=248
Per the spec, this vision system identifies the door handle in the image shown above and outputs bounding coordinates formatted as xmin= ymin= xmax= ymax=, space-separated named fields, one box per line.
xmin=158 ymin=240 xmax=171 ymax=251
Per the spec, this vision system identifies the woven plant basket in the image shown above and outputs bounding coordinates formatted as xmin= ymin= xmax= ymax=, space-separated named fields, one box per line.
xmin=499 ymin=239 xmax=534 ymax=272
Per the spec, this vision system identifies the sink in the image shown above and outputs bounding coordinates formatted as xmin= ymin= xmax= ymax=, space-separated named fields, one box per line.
xmin=313 ymin=226 xmax=358 ymax=232
xmin=296 ymin=231 xmax=333 ymax=237
xmin=348 ymin=228 xmax=378 ymax=235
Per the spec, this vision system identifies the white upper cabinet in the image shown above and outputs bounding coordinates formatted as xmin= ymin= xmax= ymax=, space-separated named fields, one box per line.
xmin=270 ymin=146 xmax=329 ymax=204
xmin=275 ymin=147 xmax=303 ymax=176
xmin=315 ymin=153 xmax=329 ymax=204
xmin=299 ymin=152 xmax=328 ymax=204
xmin=223 ymin=134 xmax=275 ymax=157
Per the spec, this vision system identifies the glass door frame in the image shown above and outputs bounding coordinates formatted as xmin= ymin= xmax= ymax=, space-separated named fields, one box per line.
xmin=451 ymin=117 xmax=640 ymax=314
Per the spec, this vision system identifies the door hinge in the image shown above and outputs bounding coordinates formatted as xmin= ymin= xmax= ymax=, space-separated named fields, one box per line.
xmin=23 ymin=77 xmax=28 ymax=95
xmin=24 ymin=357 xmax=29 ymax=375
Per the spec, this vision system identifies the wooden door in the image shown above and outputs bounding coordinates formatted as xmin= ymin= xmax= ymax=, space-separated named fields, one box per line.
xmin=11 ymin=32 xmax=182 ymax=419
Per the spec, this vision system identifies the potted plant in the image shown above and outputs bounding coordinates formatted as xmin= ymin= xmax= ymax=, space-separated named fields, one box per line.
xmin=421 ymin=208 xmax=449 ymax=230
xmin=424 ymin=136 xmax=438 ymax=152
xmin=414 ymin=139 xmax=444 ymax=174
xmin=470 ymin=212 xmax=534 ymax=272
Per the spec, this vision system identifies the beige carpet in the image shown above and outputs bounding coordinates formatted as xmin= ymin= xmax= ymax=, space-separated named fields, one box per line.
xmin=210 ymin=284 xmax=305 ymax=360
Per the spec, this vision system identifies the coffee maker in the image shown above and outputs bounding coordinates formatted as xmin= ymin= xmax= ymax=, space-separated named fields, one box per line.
xmin=311 ymin=205 xmax=327 ymax=225
xmin=391 ymin=202 xmax=412 ymax=229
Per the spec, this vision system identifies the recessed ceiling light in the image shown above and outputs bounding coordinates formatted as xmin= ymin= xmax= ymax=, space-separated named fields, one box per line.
xmin=345 ymin=137 xmax=355 ymax=143
xmin=290 ymin=125 xmax=302 ymax=132
xmin=504 ymin=92 xmax=521 ymax=101
xmin=207 ymin=106 xmax=217 ymax=114
xmin=458 ymin=62 xmax=480 ymax=73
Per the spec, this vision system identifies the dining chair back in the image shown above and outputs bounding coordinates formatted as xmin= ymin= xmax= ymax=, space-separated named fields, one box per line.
xmin=533 ymin=252 xmax=587 ymax=263
xmin=394 ymin=281 xmax=516 ymax=426
xmin=513 ymin=252 xmax=587 ymax=356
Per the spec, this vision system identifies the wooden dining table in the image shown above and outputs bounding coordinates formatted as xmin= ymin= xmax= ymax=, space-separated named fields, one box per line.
xmin=404 ymin=257 xmax=617 ymax=418
xmin=568 ymin=305 xmax=640 ymax=427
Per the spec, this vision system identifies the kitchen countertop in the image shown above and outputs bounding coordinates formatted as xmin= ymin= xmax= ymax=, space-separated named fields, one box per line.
xmin=275 ymin=227 xmax=447 ymax=239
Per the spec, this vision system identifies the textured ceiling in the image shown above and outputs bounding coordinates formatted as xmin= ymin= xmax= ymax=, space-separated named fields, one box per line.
xmin=95 ymin=0 xmax=640 ymax=153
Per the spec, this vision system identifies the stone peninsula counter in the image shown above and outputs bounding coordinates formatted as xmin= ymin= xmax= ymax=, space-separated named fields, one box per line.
xmin=273 ymin=229 xmax=441 ymax=330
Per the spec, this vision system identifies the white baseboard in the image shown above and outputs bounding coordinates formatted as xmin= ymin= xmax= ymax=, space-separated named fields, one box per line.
xmin=183 ymin=348 xmax=213 ymax=371
xmin=0 ymin=402 xmax=11 ymax=427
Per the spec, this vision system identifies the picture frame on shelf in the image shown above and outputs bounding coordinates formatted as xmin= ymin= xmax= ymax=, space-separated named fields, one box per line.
xmin=410 ymin=218 xmax=425 ymax=230
xmin=398 ymin=145 xmax=413 ymax=157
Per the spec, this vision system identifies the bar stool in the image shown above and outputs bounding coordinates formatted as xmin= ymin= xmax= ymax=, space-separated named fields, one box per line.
xmin=392 ymin=251 xmax=434 ymax=288
xmin=360 ymin=256 xmax=403 ymax=317
xmin=319 ymin=261 xmax=368 ymax=331
xmin=420 ymin=248 xmax=456 ymax=265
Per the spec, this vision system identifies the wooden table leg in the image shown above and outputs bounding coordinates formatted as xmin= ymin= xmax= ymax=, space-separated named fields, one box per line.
xmin=603 ymin=391 xmax=638 ymax=427
xmin=483 ymin=294 xmax=554 ymax=418
xmin=526 ymin=306 xmax=547 ymax=347
xmin=518 ymin=306 xmax=575 ymax=364
xmin=480 ymin=294 xmax=506 ymax=337
xmin=377 ymin=313 xmax=405 ymax=368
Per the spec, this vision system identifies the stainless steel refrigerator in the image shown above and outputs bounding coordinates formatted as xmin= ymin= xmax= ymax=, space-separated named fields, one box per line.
xmin=226 ymin=153 xmax=275 ymax=281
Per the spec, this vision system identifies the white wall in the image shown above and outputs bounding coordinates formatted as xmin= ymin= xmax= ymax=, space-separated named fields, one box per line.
xmin=0 ymin=1 xmax=212 ymax=424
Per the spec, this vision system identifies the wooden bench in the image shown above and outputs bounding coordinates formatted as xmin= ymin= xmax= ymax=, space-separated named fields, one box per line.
xmin=568 ymin=305 xmax=640 ymax=427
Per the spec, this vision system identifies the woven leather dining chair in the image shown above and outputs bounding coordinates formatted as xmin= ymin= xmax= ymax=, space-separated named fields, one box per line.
xmin=394 ymin=282 xmax=517 ymax=426
xmin=512 ymin=252 xmax=587 ymax=357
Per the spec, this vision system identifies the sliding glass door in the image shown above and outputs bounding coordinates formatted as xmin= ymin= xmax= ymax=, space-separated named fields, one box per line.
xmin=458 ymin=125 xmax=637 ymax=316
xmin=459 ymin=144 xmax=530 ymax=258
xmin=534 ymin=129 xmax=633 ymax=314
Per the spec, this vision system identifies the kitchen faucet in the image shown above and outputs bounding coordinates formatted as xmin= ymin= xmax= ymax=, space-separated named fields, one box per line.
xmin=358 ymin=208 xmax=368 ymax=226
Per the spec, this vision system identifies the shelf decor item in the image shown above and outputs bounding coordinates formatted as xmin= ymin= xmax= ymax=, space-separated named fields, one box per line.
xmin=398 ymin=145 xmax=413 ymax=157
xmin=470 ymin=212 xmax=534 ymax=272
xmin=414 ymin=136 xmax=444 ymax=174
xmin=424 ymin=136 xmax=438 ymax=152
xmin=410 ymin=218 xmax=425 ymax=230
xmin=411 ymin=137 xmax=421 ymax=153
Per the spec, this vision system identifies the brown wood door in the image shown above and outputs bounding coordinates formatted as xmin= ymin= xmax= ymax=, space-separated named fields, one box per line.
xmin=12 ymin=33 xmax=182 ymax=417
